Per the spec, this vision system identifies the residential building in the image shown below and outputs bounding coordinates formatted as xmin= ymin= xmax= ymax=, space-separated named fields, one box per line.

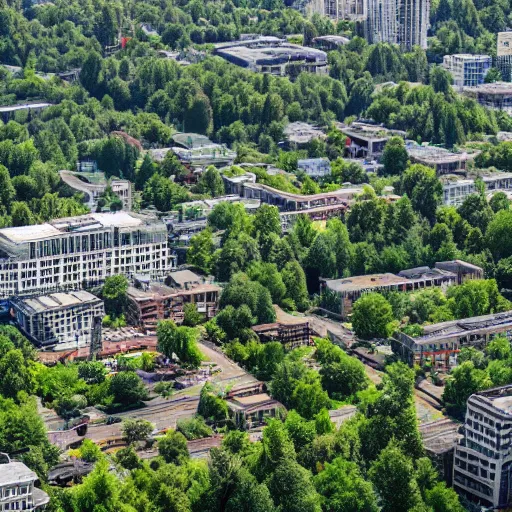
xmin=251 ymin=306 xmax=314 ymax=349
xmin=214 ymin=38 xmax=328 ymax=77
xmin=364 ymin=0 xmax=429 ymax=49
xmin=11 ymin=291 xmax=104 ymax=349
xmin=341 ymin=122 xmax=405 ymax=159
xmin=126 ymin=272 xmax=220 ymax=328
xmin=453 ymin=385 xmax=512 ymax=508
xmin=283 ymin=122 xmax=326 ymax=148
xmin=225 ymin=383 xmax=284 ymax=430
xmin=462 ymin=82 xmax=512 ymax=113
xmin=442 ymin=54 xmax=492 ymax=89
xmin=0 ymin=212 xmax=175 ymax=298
xmin=406 ymin=144 xmax=478 ymax=175
xmin=296 ymin=0 xmax=366 ymax=21
xmin=320 ymin=265 xmax=459 ymax=319
xmin=297 ymin=158 xmax=331 ymax=178
xmin=0 ymin=456 xmax=49 ymax=511
xmin=393 ymin=310 xmax=512 ymax=370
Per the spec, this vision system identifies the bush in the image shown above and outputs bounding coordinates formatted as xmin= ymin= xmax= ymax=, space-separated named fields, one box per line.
xmin=176 ymin=416 xmax=213 ymax=440
xmin=158 ymin=430 xmax=189 ymax=465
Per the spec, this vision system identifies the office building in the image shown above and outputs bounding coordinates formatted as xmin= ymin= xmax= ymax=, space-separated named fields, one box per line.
xmin=297 ymin=158 xmax=331 ymax=178
xmin=442 ymin=54 xmax=492 ymax=89
xmin=453 ymin=385 xmax=512 ymax=508
xmin=0 ymin=456 xmax=49 ymax=511
xmin=0 ymin=212 xmax=175 ymax=298
xmin=393 ymin=310 xmax=512 ymax=370
xmin=11 ymin=291 xmax=104 ymax=349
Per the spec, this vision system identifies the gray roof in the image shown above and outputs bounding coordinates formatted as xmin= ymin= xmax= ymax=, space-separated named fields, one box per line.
xmin=12 ymin=291 xmax=102 ymax=315
xmin=168 ymin=270 xmax=201 ymax=286
xmin=0 ymin=461 xmax=38 ymax=486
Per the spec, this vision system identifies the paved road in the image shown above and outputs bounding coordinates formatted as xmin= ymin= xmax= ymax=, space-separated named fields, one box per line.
xmin=47 ymin=341 xmax=256 ymax=449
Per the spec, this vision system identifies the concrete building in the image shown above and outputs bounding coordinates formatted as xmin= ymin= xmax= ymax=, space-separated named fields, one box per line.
xmin=313 ymin=35 xmax=351 ymax=50
xmin=393 ymin=310 xmax=512 ymax=370
xmin=170 ymin=133 xmax=236 ymax=168
xmin=214 ymin=38 xmax=328 ymax=77
xmin=320 ymin=266 xmax=458 ymax=319
xmin=297 ymin=158 xmax=331 ymax=178
xmin=453 ymin=385 xmax=512 ymax=508
xmin=406 ymin=144 xmax=478 ymax=175
xmin=442 ymin=54 xmax=492 ymax=89
xmin=462 ymin=82 xmax=512 ymax=113
xmin=341 ymin=122 xmax=405 ymax=159
xmin=240 ymin=182 xmax=360 ymax=211
xmin=0 ymin=456 xmax=49 ymax=511
xmin=434 ymin=260 xmax=483 ymax=284
xmin=364 ymin=0 xmax=429 ymax=49
xmin=0 ymin=212 xmax=175 ymax=298
xmin=126 ymin=272 xmax=220 ymax=328
xmin=177 ymin=196 xmax=260 ymax=222
xmin=441 ymin=172 xmax=512 ymax=206
xmin=225 ymin=383 xmax=284 ymax=430
xmin=11 ymin=291 xmax=104 ymax=349
xmin=0 ymin=102 xmax=52 ymax=123
xmin=296 ymin=0 xmax=366 ymax=21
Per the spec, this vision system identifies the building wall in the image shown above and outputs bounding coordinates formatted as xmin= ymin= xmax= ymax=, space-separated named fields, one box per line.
xmin=443 ymin=55 xmax=492 ymax=88
xmin=0 ymin=227 xmax=175 ymax=297
xmin=13 ymin=300 xmax=105 ymax=347
xmin=453 ymin=394 xmax=512 ymax=508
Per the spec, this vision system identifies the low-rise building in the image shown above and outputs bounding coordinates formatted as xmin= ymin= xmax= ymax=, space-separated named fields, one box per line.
xmin=393 ymin=310 xmax=512 ymax=370
xmin=313 ymin=35 xmax=350 ymax=50
xmin=214 ymin=38 xmax=328 ymax=77
xmin=251 ymin=306 xmax=313 ymax=349
xmin=169 ymin=133 xmax=236 ymax=168
xmin=126 ymin=272 xmax=221 ymax=328
xmin=221 ymin=172 xmax=257 ymax=195
xmin=341 ymin=122 xmax=405 ymax=159
xmin=0 ymin=456 xmax=50 ymax=511
xmin=297 ymin=158 xmax=331 ymax=178
xmin=11 ymin=290 xmax=104 ymax=349
xmin=462 ymin=82 xmax=512 ymax=113
xmin=283 ymin=122 xmax=326 ymax=148
xmin=441 ymin=172 xmax=512 ymax=205
xmin=225 ymin=383 xmax=284 ymax=430
xmin=434 ymin=260 xmax=483 ymax=284
xmin=321 ymin=266 xmax=458 ymax=319
xmin=442 ymin=54 xmax=492 ymax=89
xmin=407 ymin=144 xmax=478 ymax=175
xmin=453 ymin=385 xmax=512 ymax=508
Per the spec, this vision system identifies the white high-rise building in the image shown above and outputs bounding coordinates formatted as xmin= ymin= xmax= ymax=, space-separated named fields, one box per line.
xmin=454 ymin=386 xmax=512 ymax=509
xmin=0 ymin=212 xmax=175 ymax=298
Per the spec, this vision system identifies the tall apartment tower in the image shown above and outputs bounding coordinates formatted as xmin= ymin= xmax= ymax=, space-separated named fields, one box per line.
xmin=453 ymin=385 xmax=512 ymax=508
xmin=364 ymin=0 xmax=429 ymax=49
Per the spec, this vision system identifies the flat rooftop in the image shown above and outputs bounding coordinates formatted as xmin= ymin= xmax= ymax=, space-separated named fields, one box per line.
xmin=474 ymin=385 xmax=512 ymax=416
xmin=14 ymin=290 xmax=101 ymax=314
xmin=0 ymin=212 xmax=155 ymax=245
xmin=0 ymin=461 xmax=38 ymax=486
xmin=463 ymin=81 xmax=512 ymax=95
xmin=412 ymin=310 xmax=512 ymax=345
xmin=216 ymin=42 xmax=327 ymax=68
xmin=407 ymin=145 xmax=474 ymax=163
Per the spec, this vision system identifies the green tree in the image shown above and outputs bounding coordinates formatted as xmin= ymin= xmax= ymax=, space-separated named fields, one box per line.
xmin=109 ymin=372 xmax=148 ymax=406
xmin=122 ymin=419 xmax=154 ymax=444
xmin=0 ymin=349 xmax=34 ymax=400
xmin=183 ymin=303 xmax=203 ymax=327
xmin=382 ymin=137 xmax=408 ymax=175
xmin=486 ymin=209 xmax=512 ymax=260
xmin=196 ymin=166 xmax=225 ymax=197
xmin=401 ymin=165 xmax=442 ymax=223
xmin=315 ymin=457 xmax=378 ymax=512
xmin=187 ymin=228 xmax=215 ymax=273
xmin=102 ymin=275 xmax=129 ymax=317
xmin=369 ymin=441 xmax=422 ymax=512
xmin=158 ymin=430 xmax=189 ymax=464
xmin=157 ymin=320 xmax=203 ymax=368
xmin=352 ymin=293 xmax=395 ymax=340
xmin=281 ymin=260 xmax=309 ymax=312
